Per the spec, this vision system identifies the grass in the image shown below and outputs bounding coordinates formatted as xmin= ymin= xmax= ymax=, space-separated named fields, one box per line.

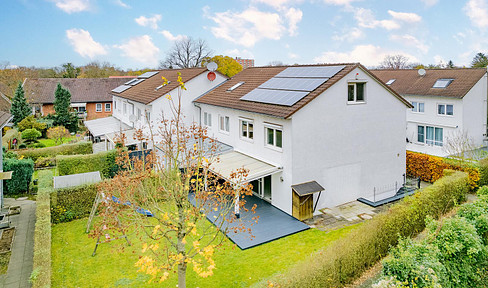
xmin=52 ymin=218 xmax=358 ymax=287
xmin=37 ymin=136 xmax=78 ymax=148
xmin=0 ymin=252 xmax=11 ymax=275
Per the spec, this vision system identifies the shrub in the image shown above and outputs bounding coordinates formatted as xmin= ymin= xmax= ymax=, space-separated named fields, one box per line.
xmin=34 ymin=157 xmax=56 ymax=169
xmin=16 ymin=141 xmax=92 ymax=162
xmin=17 ymin=115 xmax=47 ymax=133
xmin=271 ymin=170 xmax=469 ymax=288
xmin=47 ymin=126 xmax=70 ymax=146
xmin=50 ymin=183 xmax=98 ymax=224
xmin=21 ymin=128 xmax=41 ymax=142
xmin=31 ymin=170 xmax=52 ymax=288
xmin=3 ymin=158 xmax=34 ymax=195
xmin=56 ymin=150 xmax=118 ymax=178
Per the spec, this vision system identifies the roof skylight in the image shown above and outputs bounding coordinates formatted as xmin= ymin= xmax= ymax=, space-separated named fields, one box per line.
xmin=227 ymin=82 xmax=245 ymax=91
xmin=386 ymin=79 xmax=396 ymax=85
xmin=155 ymin=81 xmax=171 ymax=91
xmin=433 ymin=79 xmax=453 ymax=88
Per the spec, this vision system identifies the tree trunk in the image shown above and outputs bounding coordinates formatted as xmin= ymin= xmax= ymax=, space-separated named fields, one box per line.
xmin=177 ymin=202 xmax=187 ymax=288
xmin=178 ymin=262 xmax=187 ymax=288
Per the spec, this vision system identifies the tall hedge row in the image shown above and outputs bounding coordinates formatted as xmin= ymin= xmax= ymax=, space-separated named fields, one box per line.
xmin=3 ymin=158 xmax=34 ymax=195
xmin=50 ymin=184 xmax=98 ymax=224
xmin=56 ymin=150 xmax=118 ymax=178
xmin=16 ymin=141 xmax=92 ymax=162
xmin=268 ymin=170 xmax=469 ymax=288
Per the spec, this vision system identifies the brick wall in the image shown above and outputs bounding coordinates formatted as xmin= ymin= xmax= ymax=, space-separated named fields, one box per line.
xmin=41 ymin=102 xmax=112 ymax=120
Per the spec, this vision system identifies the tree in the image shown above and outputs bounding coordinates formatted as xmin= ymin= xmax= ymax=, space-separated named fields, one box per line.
xmin=47 ymin=126 xmax=70 ymax=146
xmin=201 ymin=55 xmax=243 ymax=77
xmin=447 ymin=60 xmax=455 ymax=68
xmin=21 ymin=128 xmax=41 ymax=142
xmin=268 ymin=60 xmax=284 ymax=66
xmin=379 ymin=55 xmax=411 ymax=69
xmin=160 ymin=37 xmax=213 ymax=69
xmin=10 ymin=82 xmax=31 ymax=125
xmin=443 ymin=130 xmax=484 ymax=161
xmin=94 ymin=75 xmax=255 ymax=288
xmin=53 ymin=83 xmax=78 ymax=132
xmin=17 ymin=115 xmax=47 ymax=133
xmin=78 ymin=61 xmax=125 ymax=78
xmin=471 ymin=53 xmax=488 ymax=68
xmin=61 ymin=63 xmax=80 ymax=78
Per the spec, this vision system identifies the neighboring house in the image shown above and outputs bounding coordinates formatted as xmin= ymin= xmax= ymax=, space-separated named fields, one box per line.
xmin=0 ymin=82 xmax=12 ymax=112
xmin=193 ymin=64 xmax=412 ymax=215
xmin=372 ymin=68 xmax=488 ymax=157
xmin=23 ymin=78 xmax=133 ymax=120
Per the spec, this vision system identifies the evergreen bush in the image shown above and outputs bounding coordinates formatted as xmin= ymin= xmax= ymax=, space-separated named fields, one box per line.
xmin=56 ymin=150 xmax=118 ymax=178
xmin=3 ymin=157 xmax=34 ymax=195
xmin=16 ymin=141 xmax=92 ymax=162
xmin=50 ymin=184 xmax=98 ymax=224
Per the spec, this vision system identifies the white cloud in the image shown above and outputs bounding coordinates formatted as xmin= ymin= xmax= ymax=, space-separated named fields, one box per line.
xmin=115 ymin=35 xmax=160 ymax=64
xmin=288 ymin=52 xmax=299 ymax=59
xmin=453 ymin=32 xmax=466 ymax=44
xmin=323 ymin=0 xmax=357 ymax=6
xmin=421 ymin=0 xmax=438 ymax=7
xmin=252 ymin=0 xmax=295 ymax=8
xmin=313 ymin=44 xmax=418 ymax=67
xmin=160 ymin=30 xmax=187 ymax=42
xmin=65 ymin=28 xmax=107 ymax=58
xmin=225 ymin=48 xmax=254 ymax=59
xmin=284 ymin=7 xmax=303 ymax=36
xmin=433 ymin=55 xmax=447 ymax=66
xmin=332 ymin=27 xmax=364 ymax=42
xmin=114 ymin=0 xmax=130 ymax=8
xmin=135 ymin=15 xmax=162 ymax=30
xmin=388 ymin=10 xmax=422 ymax=23
xmin=390 ymin=34 xmax=429 ymax=54
xmin=464 ymin=0 xmax=488 ymax=28
xmin=355 ymin=8 xmax=421 ymax=30
xmin=50 ymin=0 xmax=90 ymax=13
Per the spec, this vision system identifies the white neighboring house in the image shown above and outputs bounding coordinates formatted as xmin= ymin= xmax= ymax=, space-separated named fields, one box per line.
xmin=194 ymin=64 xmax=412 ymax=215
xmin=372 ymin=68 xmax=488 ymax=157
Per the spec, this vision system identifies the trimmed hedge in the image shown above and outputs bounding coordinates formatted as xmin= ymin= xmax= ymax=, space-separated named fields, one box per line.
xmin=3 ymin=158 xmax=34 ymax=195
xmin=56 ymin=150 xmax=118 ymax=178
xmin=406 ymin=150 xmax=480 ymax=190
xmin=31 ymin=170 xmax=52 ymax=288
xmin=16 ymin=141 xmax=92 ymax=162
xmin=50 ymin=184 xmax=98 ymax=224
xmin=269 ymin=170 xmax=469 ymax=288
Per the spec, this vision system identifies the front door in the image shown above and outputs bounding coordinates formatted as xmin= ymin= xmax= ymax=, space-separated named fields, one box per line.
xmin=251 ymin=175 xmax=272 ymax=202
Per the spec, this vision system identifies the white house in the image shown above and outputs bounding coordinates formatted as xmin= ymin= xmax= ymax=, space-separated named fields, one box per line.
xmin=194 ymin=64 xmax=412 ymax=215
xmin=372 ymin=68 xmax=488 ymax=157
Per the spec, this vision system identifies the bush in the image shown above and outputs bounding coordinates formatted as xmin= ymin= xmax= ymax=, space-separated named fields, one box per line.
xmin=271 ymin=170 xmax=469 ymax=288
xmin=34 ymin=157 xmax=56 ymax=169
xmin=57 ymin=150 xmax=118 ymax=178
xmin=31 ymin=170 xmax=52 ymax=288
xmin=16 ymin=141 xmax=92 ymax=162
xmin=50 ymin=184 xmax=98 ymax=224
xmin=47 ymin=126 xmax=70 ymax=146
xmin=21 ymin=128 xmax=41 ymax=142
xmin=3 ymin=158 xmax=34 ymax=195
xmin=17 ymin=115 xmax=47 ymax=133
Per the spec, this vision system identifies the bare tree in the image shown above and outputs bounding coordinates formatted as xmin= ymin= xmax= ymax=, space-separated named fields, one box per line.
xmin=443 ymin=130 xmax=482 ymax=161
xmin=379 ymin=55 xmax=411 ymax=69
xmin=268 ymin=60 xmax=284 ymax=66
xmin=160 ymin=37 xmax=213 ymax=69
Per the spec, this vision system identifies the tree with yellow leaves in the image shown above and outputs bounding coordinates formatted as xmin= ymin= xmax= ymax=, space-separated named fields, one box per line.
xmin=94 ymin=73 xmax=255 ymax=288
xmin=201 ymin=55 xmax=243 ymax=77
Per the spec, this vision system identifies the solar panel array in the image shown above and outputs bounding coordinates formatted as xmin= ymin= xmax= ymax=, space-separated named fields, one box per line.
xmin=112 ymin=85 xmax=132 ymax=93
xmin=113 ymin=71 xmax=160 ymax=93
xmin=240 ymin=65 xmax=346 ymax=106
xmin=139 ymin=71 xmax=159 ymax=78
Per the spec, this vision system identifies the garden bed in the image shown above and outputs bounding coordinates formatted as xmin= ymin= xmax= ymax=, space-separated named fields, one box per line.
xmin=0 ymin=227 xmax=15 ymax=253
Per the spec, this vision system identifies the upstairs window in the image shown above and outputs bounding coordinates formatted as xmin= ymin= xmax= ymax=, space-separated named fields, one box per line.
xmin=219 ymin=115 xmax=230 ymax=133
xmin=412 ymin=101 xmax=424 ymax=113
xmin=137 ymin=108 xmax=142 ymax=120
xmin=265 ymin=125 xmax=282 ymax=149
xmin=438 ymin=104 xmax=453 ymax=116
xmin=204 ymin=112 xmax=212 ymax=127
xmin=433 ymin=79 xmax=453 ymax=88
xmin=240 ymin=119 xmax=254 ymax=140
xmin=348 ymin=82 xmax=365 ymax=103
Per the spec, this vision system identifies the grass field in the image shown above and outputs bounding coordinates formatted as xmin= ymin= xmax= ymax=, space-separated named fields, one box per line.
xmin=37 ymin=136 xmax=78 ymax=147
xmin=52 ymin=218 xmax=358 ymax=287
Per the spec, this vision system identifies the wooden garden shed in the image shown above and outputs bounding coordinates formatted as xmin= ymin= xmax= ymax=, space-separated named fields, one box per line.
xmin=291 ymin=181 xmax=324 ymax=221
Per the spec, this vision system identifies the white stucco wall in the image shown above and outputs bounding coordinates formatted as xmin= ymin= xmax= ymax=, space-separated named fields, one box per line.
xmin=291 ymin=67 xmax=408 ymax=210
xmin=462 ymin=75 xmax=487 ymax=148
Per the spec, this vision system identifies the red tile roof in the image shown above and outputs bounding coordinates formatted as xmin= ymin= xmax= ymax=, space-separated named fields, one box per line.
xmin=371 ymin=68 xmax=487 ymax=98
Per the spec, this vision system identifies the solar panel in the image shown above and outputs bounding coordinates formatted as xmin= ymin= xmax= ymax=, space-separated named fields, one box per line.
xmin=130 ymin=79 xmax=145 ymax=86
xmin=125 ymin=78 xmax=139 ymax=85
xmin=240 ymin=89 xmax=308 ymax=106
xmin=138 ymin=71 xmax=158 ymax=78
xmin=112 ymin=85 xmax=131 ymax=93
xmin=258 ymin=77 xmax=329 ymax=92
xmin=275 ymin=65 xmax=346 ymax=78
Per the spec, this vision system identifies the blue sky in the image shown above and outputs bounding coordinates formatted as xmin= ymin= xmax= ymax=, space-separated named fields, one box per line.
xmin=1 ymin=0 xmax=487 ymax=69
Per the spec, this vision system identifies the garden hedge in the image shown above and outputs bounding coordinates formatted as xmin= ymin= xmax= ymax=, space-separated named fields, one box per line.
xmin=268 ymin=170 xmax=469 ymax=288
xmin=50 ymin=183 xmax=98 ymax=224
xmin=56 ymin=149 xmax=118 ymax=178
xmin=16 ymin=141 xmax=92 ymax=162
xmin=3 ymin=158 xmax=34 ymax=195
xmin=31 ymin=170 xmax=52 ymax=288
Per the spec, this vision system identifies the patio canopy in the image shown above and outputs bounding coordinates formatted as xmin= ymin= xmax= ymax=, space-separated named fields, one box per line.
xmin=84 ymin=116 xmax=131 ymax=137
xmin=209 ymin=151 xmax=282 ymax=183
xmin=106 ymin=129 xmax=140 ymax=146
xmin=291 ymin=181 xmax=324 ymax=196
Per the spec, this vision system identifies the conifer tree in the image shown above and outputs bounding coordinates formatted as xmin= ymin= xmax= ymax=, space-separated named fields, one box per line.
xmin=53 ymin=83 xmax=78 ymax=132
xmin=10 ymin=82 xmax=31 ymax=125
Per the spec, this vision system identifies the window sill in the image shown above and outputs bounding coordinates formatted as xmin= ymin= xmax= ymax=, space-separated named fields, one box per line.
xmin=219 ymin=130 xmax=230 ymax=135
xmin=347 ymin=101 xmax=366 ymax=105
xmin=240 ymin=137 xmax=254 ymax=143
xmin=265 ymin=145 xmax=283 ymax=153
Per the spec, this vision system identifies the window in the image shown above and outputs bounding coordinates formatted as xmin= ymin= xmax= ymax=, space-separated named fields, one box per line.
xmin=137 ymin=108 xmax=141 ymax=120
xmin=433 ymin=79 xmax=453 ymax=88
xmin=412 ymin=101 xmax=424 ymax=113
xmin=219 ymin=115 xmax=230 ymax=133
xmin=123 ymin=103 xmax=127 ymax=114
xmin=227 ymin=82 xmax=245 ymax=91
xmin=78 ymin=106 xmax=86 ymax=113
xmin=105 ymin=103 xmax=111 ymax=112
xmin=145 ymin=110 xmax=151 ymax=122
xmin=96 ymin=103 xmax=102 ymax=112
xmin=437 ymin=104 xmax=453 ymax=116
xmin=386 ymin=79 xmax=396 ymax=85
xmin=265 ymin=125 xmax=282 ymax=149
xmin=240 ymin=119 xmax=254 ymax=140
xmin=418 ymin=125 xmax=443 ymax=146
xmin=129 ymin=103 xmax=134 ymax=115
xmin=204 ymin=112 xmax=212 ymax=127
xmin=348 ymin=82 xmax=365 ymax=103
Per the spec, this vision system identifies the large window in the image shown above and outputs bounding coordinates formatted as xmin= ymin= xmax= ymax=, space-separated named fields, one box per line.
xmin=412 ymin=101 xmax=424 ymax=113
xmin=204 ymin=112 xmax=212 ymax=127
xmin=265 ymin=125 xmax=282 ymax=149
xmin=105 ymin=103 xmax=111 ymax=112
xmin=438 ymin=104 xmax=453 ymax=116
xmin=240 ymin=118 xmax=253 ymax=140
xmin=96 ymin=103 xmax=102 ymax=112
xmin=347 ymin=82 xmax=365 ymax=103
xmin=219 ymin=115 xmax=230 ymax=133
xmin=418 ymin=125 xmax=443 ymax=146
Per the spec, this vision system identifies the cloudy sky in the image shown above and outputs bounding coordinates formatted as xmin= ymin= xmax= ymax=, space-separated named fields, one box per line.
xmin=1 ymin=0 xmax=487 ymax=69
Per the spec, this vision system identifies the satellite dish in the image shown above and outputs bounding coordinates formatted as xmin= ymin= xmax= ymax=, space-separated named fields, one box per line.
xmin=206 ymin=62 xmax=218 ymax=72
xmin=207 ymin=71 xmax=216 ymax=81
xmin=418 ymin=68 xmax=426 ymax=76
xmin=129 ymin=114 xmax=136 ymax=122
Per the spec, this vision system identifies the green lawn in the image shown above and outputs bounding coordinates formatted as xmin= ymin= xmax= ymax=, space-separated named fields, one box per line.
xmin=52 ymin=218 xmax=358 ymax=287
xmin=37 ymin=136 xmax=78 ymax=147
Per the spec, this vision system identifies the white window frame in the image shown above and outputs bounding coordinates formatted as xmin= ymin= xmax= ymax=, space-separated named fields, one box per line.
xmin=219 ymin=115 xmax=230 ymax=134
xmin=264 ymin=123 xmax=283 ymax=151
xmin=411 ymin=101 xmax=424 ymax=113
xmin=347 ymin=82 xmax=366 ymax=104
xmin=437 ymin=103 xmax=453 ymax=116
xmin=105 ymin=103 xmax=111 ymax=112
xmin=137 ymin=108 xmax=142 ymax=120
xmin=417 ymin=125 xmax=443 ymax=147
xmin=204 ymin=112 xmax=212 ymax=127
xmin=239 ymin=118 xmax=254 ymax=141
xmin=123 ymin=103 xmax=127 ymax=114
xmin=96 ymin=103 xmax=102 ymax=112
